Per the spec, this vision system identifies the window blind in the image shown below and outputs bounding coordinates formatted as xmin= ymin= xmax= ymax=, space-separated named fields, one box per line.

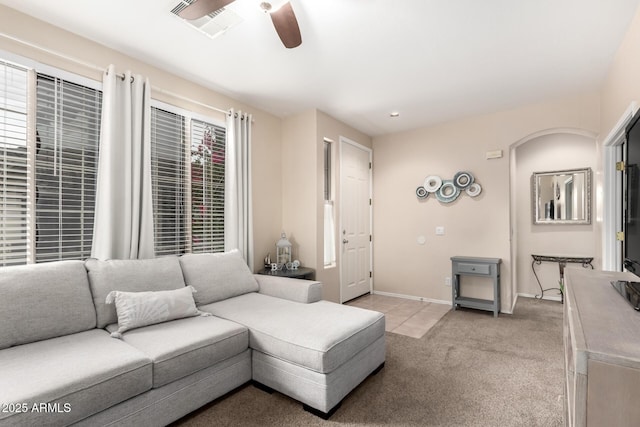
xmin=324 ymin=140 xmax=331 ymax=201
xmin=0 ymin=61 xmax=29 ymax=266
xmin=150 ymin=107 xmax=188 ymax=256
xmin=190 ymin=118 xmax=225 ymax=253
xmin=35 ymin=74 xmax=101 ymax=262
xmin=1 ymin=56 xmax=228 ymax=264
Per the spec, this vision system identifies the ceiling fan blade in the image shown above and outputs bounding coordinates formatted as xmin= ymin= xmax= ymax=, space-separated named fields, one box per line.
xmin=269 ymin=2 xmax=302 ymax=49
xmin=179 ymin=0 xmax=236 ymax=20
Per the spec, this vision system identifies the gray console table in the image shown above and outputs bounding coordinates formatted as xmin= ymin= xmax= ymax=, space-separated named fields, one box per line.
xmin=451 ymin=256 xmax=502 ymax=317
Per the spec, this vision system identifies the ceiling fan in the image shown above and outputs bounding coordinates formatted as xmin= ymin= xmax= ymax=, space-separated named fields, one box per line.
xmin=179 ymin=0 xmax=302 ymax=48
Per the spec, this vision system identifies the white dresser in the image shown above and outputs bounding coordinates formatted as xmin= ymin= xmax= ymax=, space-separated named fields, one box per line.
xmin=564 ymin=269 xmax=640 ymax=426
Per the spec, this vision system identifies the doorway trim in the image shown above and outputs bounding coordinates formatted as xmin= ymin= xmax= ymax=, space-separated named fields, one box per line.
xmin=508 ymin=127 xmax=598 ymax=313
xmin=339 ymin=136 xmax=373 ymax=303
xmin=602 ymin=101 xmax=637 ymax=271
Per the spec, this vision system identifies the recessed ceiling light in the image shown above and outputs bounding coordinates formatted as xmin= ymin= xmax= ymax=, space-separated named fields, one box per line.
xmin=390 ymin=111 xmax=400 ymax=118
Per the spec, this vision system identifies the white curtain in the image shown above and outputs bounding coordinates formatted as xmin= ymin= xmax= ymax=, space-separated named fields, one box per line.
xmin=224 ymin=109 xmax=253 ymax=268
xmin=324 ymin=201 xmax=336 ymax=265
xmin=91 ymin=65 xmax=154 ymax=260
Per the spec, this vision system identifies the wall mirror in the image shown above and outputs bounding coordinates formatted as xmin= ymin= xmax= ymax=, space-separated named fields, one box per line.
xmin=532 ymin=168 xmax=591 ymax=225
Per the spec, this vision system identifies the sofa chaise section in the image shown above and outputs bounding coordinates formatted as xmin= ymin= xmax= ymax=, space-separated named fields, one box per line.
xmin=201 ymin=293 xmax=385 ymax=374
xmin=201 ymin=292 xmax=386 ymax=416
xmin=180 ymin=250 xmax=386 ymax=418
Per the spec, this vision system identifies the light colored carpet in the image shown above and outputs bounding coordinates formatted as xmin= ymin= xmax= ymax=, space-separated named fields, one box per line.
xmin=172 ymin=297 xmax=563 ymax=426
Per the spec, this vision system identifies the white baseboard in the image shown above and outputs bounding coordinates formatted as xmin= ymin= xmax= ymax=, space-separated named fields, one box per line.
xmin=372 ymin=290 xmax=451 ymax=306
xmin=373 ymin=290 xmax=517 ymax=314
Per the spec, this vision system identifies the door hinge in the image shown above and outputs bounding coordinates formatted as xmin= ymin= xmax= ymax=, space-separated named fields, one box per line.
xmin=369 ymin=162 xmax=372 ymax=169
xmin=617 ymin=231 xmax=625 ymax=241
xmin=369 ymin=198 xmax=372 ymax=206
xmin=369 ymin=235 xmax=372 ymax=242
xmin=616 ymin=161 xmax=626 ymax=171
xmin=369 ymin=271 xmax=372 ymax=278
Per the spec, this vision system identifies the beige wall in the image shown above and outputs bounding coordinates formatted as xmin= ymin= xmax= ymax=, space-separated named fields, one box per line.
xmin=368 ymin=1 xmax=640 ymax=308
xmin=280 ymin=109 xmax=371 ymax=302
xmin=280 ymin=110 xmax=317 ymax=270
xmin=601 ymin=6 xmax=640 ymax=138
xmin=372 ymin=94 xmax=599 ymax=313
xmin=514 ymin=133 xmax=598 ymax=298
xmin=0 ymin=5 xmax=283 ymax=272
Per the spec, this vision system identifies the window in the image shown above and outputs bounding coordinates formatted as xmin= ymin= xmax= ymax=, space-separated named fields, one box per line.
xmin=0 ymin=66 xmax=102 ymax=266
xmin=324 ymin=138 xmax=331 ymax=201
xmin=150 ymin=105 xmax=226 ymax=256
xmin=0 ymin=60 xmax=28 ymax=267
xmin=323 ymin=138 xmax=336 ymax=266
xmin=150 ymin=107 xmax=187 ymax=256
xmin=190 ymin=118 xmax=225 ymax=253
xmin=0 ymin=56 xmax=227 ymax=266
xmin=35 ymin=73 xmax=102 ymax=262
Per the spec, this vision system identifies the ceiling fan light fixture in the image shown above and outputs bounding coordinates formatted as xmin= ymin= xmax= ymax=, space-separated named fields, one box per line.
xmin=390 ymin=111 xmax=400 ymax=118
xmin=171 ymin=0 xmax=243 ymax=39
xmin=176 ymin=0 xmax=301 ymax=48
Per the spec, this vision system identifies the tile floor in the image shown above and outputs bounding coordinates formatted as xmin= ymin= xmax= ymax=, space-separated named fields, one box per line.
xmin=345 ymin=294 xmax=451 ymax=339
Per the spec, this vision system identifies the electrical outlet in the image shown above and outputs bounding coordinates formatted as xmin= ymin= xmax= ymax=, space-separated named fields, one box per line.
xmin=435 ymin=226 xmax=445 ymax=236
xmin=445 ymin=277 xmax=451 ymax=286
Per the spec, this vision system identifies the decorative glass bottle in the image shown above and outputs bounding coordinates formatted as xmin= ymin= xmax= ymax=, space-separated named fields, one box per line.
xmin=276 ymin=232 xmax=292 ymax=269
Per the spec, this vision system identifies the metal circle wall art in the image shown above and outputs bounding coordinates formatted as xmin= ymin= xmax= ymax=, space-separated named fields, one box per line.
xmin=416 ymin=171 xmax=482 ymax=203
xmin=465 ymin=182 xmax=482 ymax=197
xmin=415 ymin=186 xmax=429 ymax=199
xmin=435 ymin=180 xmax=460 ymax=203
xmin=453 ymin=171 xmax=474 ymax=189
xmin=423 ymin=175 xmax=442 ymax=192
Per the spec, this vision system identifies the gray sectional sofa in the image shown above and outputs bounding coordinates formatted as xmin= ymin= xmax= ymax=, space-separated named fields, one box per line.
xmin=0 ymin=249 xmax=385 ymax=426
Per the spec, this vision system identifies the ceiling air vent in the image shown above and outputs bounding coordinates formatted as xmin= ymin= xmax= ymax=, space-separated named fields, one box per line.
xmin=171 ymin=0 xmax=243 ymax=39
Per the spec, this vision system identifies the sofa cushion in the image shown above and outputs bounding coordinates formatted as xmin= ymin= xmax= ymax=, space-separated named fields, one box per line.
xmin=0 ymin=329 xmax=152 ymax=426
xmin=106 ymin=286 xmax=206 ymax=338
xmin=200 ymin=293 xmax=385 ymax=374
xmin=179 ymin=249 xmax=259 ymax=305
xmin=85 ymin=257 xmax=186 ymax=328
xmin=0 ymin=260 xmax=96 ymax=350
xmin=106 ymin=315 xmax=249 ymax=388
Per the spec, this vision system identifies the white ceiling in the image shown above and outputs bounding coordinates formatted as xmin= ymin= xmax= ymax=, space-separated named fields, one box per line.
xmin=2 ymin=0 xmax=640 ymax=136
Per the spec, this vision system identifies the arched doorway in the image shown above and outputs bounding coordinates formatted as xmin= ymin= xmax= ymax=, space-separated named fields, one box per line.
xmin=509 ymin=129 xmax=597 ymax=309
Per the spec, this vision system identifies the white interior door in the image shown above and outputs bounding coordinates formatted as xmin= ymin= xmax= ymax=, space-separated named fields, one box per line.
xmin=340 ymin=137 xmax=372 ymax=303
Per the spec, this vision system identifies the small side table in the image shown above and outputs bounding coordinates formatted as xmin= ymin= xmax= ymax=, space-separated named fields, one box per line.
xmin=530 ymin=254 xmax=593 ymax=300
xmin=257 ymin=267 xmax=315 ymax=281
xmin=451 ymin=256 xmax=502 ymax=317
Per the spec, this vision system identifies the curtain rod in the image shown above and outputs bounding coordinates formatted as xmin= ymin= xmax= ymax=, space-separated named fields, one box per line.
xmin=0 ymin=32 xmax=231 ymax=116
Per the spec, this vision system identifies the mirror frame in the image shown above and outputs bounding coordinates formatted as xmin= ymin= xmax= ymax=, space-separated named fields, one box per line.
xmin=531 ymin=167 xmax=592 ymax=225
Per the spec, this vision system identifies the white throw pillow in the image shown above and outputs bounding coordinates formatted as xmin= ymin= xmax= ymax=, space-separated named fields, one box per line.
xmin=105 ymin=286 xmax=210 ymax=338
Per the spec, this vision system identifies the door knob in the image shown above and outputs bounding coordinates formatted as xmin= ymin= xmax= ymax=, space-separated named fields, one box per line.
xmin=343 ymin=239 xmax=349 ymax=244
